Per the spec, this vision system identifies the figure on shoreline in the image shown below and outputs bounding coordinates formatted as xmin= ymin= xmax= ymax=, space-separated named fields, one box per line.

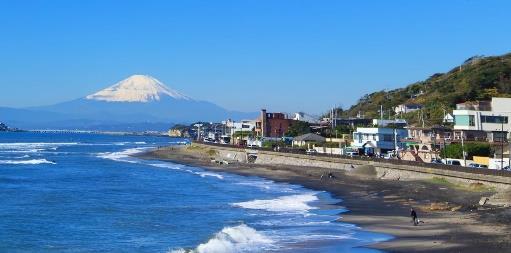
xmin=410 ymin=208 xmax=418 ymax=226
xmin=320 ymin=171 xmax=336 ymax=180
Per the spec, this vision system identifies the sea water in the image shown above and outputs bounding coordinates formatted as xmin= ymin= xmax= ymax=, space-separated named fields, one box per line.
xmin=0 ymin=132 xmax=391 ymax=252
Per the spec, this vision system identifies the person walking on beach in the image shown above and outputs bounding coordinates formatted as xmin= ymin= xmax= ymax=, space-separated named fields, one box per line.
xmin=410 ymin=208 xmax=418 ymax=226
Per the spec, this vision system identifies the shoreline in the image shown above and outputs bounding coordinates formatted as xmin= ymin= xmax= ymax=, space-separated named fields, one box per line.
xmin=135 ymin=145 xmax=511 ymax=253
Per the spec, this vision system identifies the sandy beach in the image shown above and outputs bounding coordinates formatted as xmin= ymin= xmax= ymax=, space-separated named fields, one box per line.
xmin=136 ymin=145 xmax=511 ymax=253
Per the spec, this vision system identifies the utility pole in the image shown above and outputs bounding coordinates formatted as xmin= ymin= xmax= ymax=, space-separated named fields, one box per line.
xmin=194 ymin=123 xmax=203 ymax=142
xmin=421 ymin=109 xmax=425 ymax=128
xmin=330 ymin=105 xmax=335 ymax=156
xmin=240 ymin=121 xmax=244 ymax=147
xmin=380 ymin=105 xmax=383 ymax=127
xmin=432 ymin=128 xmax=437 ymax=160
xmin=442 ymin=108 xmax=446 ymax=126
xmin=231 ymin=120 xmax=235 ymax=145
xmin=501 ymin=118 xmax=505 ymax=170
xmin=394 ymin=128 xmax=398 ymax=158
xmin=460 ymin=130 xmax=466 ymax=166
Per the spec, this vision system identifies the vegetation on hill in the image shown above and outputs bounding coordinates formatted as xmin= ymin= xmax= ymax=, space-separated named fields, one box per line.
xmin=344 ymin=53 xmax=511 ymax=126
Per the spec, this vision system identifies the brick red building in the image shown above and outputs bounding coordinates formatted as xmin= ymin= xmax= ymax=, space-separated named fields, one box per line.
xmin=255 ymin=109 xmax=295 ymax=138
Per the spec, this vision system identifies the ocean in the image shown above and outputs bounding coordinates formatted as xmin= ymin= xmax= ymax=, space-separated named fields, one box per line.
xmin=0 ymin=132 xmax=391 ymax=252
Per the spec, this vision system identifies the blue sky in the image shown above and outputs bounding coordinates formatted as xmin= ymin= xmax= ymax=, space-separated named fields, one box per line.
xmin=1 ymin=0 xmax=510 ymax=114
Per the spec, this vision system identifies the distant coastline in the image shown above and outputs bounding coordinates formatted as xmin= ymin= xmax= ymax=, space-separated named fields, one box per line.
xmin=0 ymin=122 xmax=24 ymax=132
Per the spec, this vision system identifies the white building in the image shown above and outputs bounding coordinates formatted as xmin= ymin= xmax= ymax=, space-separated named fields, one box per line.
xmin=443 ymin=113 xmax=454 ymax=123
xmin=293 ymin=112 xmax=318 ymax=123
xmin=223 ymin=119 xmax=256 ymax=135
xmin=453 ymin=97 xmax=511 ymax=142
xmin=372 ymin=119 xmax=407 ymax=127
xmin=351 ymin=127 xmax=408 ymax=155
xmin=394 ymin=104 xmax=423 ymax=114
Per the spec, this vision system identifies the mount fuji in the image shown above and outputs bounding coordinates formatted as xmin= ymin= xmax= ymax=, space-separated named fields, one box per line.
xmin=1 ymin=75 xmax=256 ymax=131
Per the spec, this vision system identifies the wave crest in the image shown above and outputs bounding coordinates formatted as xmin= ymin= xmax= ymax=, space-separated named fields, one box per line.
xmin=232 ymin=193 xmax=318 ymax=213
xmin=0 ymin=159 xmax=56 ymax=165
xmin=170 ymin=224 xmax=273 ymax=253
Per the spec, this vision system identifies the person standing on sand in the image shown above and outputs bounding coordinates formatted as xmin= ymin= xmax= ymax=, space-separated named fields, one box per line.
xmin=410 ymin=208 xmax=418 ymax=226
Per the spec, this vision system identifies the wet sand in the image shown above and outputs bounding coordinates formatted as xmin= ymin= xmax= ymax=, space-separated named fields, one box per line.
xmin=136 ymin=145 xmax=511 ymax=253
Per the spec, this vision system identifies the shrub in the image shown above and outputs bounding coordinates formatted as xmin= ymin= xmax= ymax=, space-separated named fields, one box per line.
xmin=440 ymin=143 xmax=492 ymax=159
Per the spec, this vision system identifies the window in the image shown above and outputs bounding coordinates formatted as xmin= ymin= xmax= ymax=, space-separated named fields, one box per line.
xmin=455 ymin=115 xmax=475 ymax=126
xmin=383 ymin=134 xmax=393 ymax=141
xmin=493 ymin=132 xmax=507 ymax=142
xmin=481 ymin=115 xmax=508 ymax=124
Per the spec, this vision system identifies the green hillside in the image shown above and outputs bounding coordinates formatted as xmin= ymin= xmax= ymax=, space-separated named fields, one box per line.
xmin=345 ymin=53 xmax=511 ymax=126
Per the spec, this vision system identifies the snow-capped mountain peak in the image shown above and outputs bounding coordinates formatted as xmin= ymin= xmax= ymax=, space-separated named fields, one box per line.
xmin=86 ymin=75 xmax=191 ymax=102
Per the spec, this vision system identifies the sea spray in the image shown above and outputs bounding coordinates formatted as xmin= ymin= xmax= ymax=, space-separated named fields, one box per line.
xmin=170 ymin=224 xmax=274 ymax=253
xmin=232 ymin=193 xmax=319 ymax=213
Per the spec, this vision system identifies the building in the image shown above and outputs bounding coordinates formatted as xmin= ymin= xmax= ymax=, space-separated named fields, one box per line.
xmin=443 ymin=113 xmax=454 ymax=123
xmin=351 ymin=127 xmax=408 ymax=155
xmin=326 ymin=117 xmax=372 ymax=128
xmin=292 ymin=133 xmax=326 ymax=147
xmin=453 ymin=97 xmax=511 ymax=142
xmin=406 ymin=126 xmax=453 ymax=144
xmin=372 ymin=119 xmax=407 ymax=127
xmin=223 ymin=119 xmax=256 ymax=145
xmin=394 ymin=104 xmax=423 ymax=115
xmin=168 ymin=129 xmax=183 ymax=137
xmin=293 ymin=112 xmax=319 ymax=123
xmin=224 ymin=119 xmax=255 ymax=135
xmin=402 ymin=126 xmax=453 ymax=162
xmin=255 ymin=109 xmax=294 ymax=138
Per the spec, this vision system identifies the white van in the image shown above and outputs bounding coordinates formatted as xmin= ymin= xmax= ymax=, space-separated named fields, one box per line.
xmin=445 ymin=160 xmax=461 ymax=166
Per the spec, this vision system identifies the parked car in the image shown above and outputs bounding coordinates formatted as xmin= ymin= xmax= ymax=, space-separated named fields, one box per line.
xmin=306 ymin=149 xmax=318 ymax=155
xmin=430 ymin=159 xmax=443 ymax=164
xmin=246 ymin=144 xmax=259 ymax=149
xmin=382 ymin=152 xmax=395 ymax=159
xmin=445 ymin=160 xmax=462 ymax=166
xmin=468 ymin=163 xmax=488 ymax=169
xmin=345 ymin=151 xmax=359 ymax=157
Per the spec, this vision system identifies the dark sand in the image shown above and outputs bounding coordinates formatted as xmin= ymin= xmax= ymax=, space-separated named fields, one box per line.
xmin=136 ymin=145 xmax=511 ymax=253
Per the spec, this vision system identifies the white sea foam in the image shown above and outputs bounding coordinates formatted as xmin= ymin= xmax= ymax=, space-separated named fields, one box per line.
xmin=169 ymin=224 xmax=273 ymax=253
xmin=97 ymin=147 xmax=149 ymax=162
xmin=13 ymin=155 xmax=30 ymax=159
xmin=0 ymin=142 xmax=79 ymax=154
xmin=0 ymin=142 xmax=78 ymax=149
xmin=148 ymin=163 xmax=183 ymax=170
xmin=0 ymin=159 xmax=56 ymax=165
xmin=235 ymin=181 xmax=296 ymax=193
xmin=149 ymin=163 xmax=224 ymax=180
xmin=195 ymin=172 xmax=224 ymax=180
xmin=232 ymin=193 xmax=318 ymax=213
xmin=134 ymin=141 xmax=147 ymax=144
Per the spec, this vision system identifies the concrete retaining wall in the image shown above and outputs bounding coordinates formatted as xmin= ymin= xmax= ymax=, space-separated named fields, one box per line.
xmin=198 ymin=143 xmax=511 ymax=190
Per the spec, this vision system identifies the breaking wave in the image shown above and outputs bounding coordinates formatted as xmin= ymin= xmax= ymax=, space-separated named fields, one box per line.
xmin=169 ymin=224 xmax=273 ymax=253
xmin=96 ymin=147 xmax=149 ymax=162
xmin=0 ymin=159 xmax=56 ymax=165
xmin=195 ymin=171 xmax=224 ymax=180
xmin=232 ymin=193 xmax=318 ymax=213
xmin=149 ymin=163 xmax=224 ymax=180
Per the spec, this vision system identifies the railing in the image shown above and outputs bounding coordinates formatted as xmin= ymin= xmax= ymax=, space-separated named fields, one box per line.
xmin=193 ymin=141 xmax=511 ymax=178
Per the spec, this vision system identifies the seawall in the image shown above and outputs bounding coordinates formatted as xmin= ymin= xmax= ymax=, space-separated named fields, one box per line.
xmin=198 ymin=143 xmax=511 ymax=191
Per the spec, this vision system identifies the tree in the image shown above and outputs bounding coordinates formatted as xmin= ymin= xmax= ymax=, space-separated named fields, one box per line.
xmin=285 ymin=121 xmax=311 ymax=137
xmin=440 ymin=143 xmax=493 ymax=159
